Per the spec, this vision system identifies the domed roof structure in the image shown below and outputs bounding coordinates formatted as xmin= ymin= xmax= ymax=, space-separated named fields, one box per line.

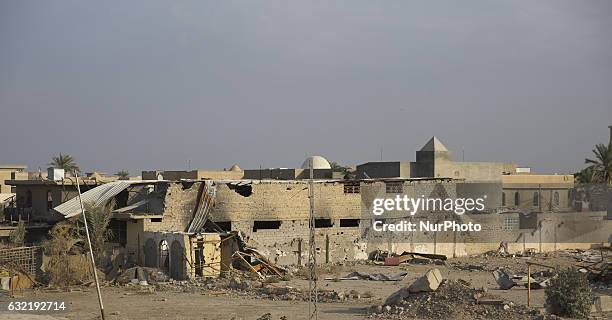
xmin=301 ymin=155 xmax=332 ymax=170
xmin=229 ymin=164 xmax=242 ymax=172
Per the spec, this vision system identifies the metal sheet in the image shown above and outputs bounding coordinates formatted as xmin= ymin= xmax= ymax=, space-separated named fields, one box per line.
xmin=53 ymin=180 xmax=162 ymax=218
xmin=112 ymin=198 xmax=150 ymax=213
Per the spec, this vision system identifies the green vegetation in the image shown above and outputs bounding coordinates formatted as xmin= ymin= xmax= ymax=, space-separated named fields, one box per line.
xmin=81 ymin=201 xmax=114 ymax=262
xmin=8 ymin=219 xmax=26 ymax=247
xmin=117 ymin=170 xmax=130 ymax=180
xmin=575 ymin=142 xmax=612 ymax=184
xmin=584 ymin=142 xmax=612 ymax=184
xmin=329 ymin=161 xmax=351 ymax=176
xmin=545 ymin=268 xmax=593 ymax=318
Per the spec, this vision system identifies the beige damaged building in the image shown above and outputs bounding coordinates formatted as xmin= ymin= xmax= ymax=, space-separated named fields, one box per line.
xmin=5 ymin=136 xmax=609 ymax=279
xmin=42 ymin=138 xmax=608 ymax=279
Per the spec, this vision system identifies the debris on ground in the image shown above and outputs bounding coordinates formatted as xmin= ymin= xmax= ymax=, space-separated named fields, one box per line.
xmin=385 ymin=268 xmax=443 ymax=306
xmin=370 ymin=250 xmax=447 ymax=266
xmin=141 ymin=269 xmax=368 ymax=303
xmin=493 ymin=269 xmax=516 ymax=290
xmin=408 ymin=268 xmax=443 ymax=293
xmin=325 ymin=271 xmax=407 ymax=281
xmin=372 ymin=280 xmax=538 ymax=320
xmin=256 ymin=313 xmax=272 ymax=320
xmin=116 ymin=266 xmax=168 ymax=285
xmin=232 ymin=247 xmax=287 ymax=278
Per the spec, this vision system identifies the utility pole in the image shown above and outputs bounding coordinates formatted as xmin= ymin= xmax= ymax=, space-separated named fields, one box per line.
xmin=75 ymin=172 xmax=105 ymax=320
xmin=308 ymin=159 xmax=318 ymax=320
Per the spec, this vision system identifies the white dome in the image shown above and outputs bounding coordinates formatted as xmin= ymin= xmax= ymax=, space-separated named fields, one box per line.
xmin=301 ymin=155 xmax=332 ymax=170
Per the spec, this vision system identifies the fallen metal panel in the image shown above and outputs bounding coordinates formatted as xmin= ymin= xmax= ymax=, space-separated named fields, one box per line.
xmin=53 ymin=180 xmax=168 ymax=218
xmin=53 ymin=181 xmax=134 ymax=218
xmin=187 ymin=180 xmax=216 ymax=233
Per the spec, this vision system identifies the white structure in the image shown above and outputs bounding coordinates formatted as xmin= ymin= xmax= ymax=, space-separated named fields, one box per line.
xmin=301 ymin=155 xmax=332 ymax=170
xmin=47 ymin=167 xmax=65 ymax=181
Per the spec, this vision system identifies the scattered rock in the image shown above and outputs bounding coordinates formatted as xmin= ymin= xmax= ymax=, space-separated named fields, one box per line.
xmin=256 ymin=313 xmax=272 ymax=320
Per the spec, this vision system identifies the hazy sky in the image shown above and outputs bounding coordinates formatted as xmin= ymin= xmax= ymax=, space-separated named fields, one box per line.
xmin=1 ymin=1 xmax=611 ymax=176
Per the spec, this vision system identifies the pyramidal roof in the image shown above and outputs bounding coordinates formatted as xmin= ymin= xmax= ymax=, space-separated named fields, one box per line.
xmin=420 ymin=136 xmax=449 ymax=152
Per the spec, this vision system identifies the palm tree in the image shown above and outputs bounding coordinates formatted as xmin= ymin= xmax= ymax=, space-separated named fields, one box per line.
xmin=116 ymin=170 xmax=130 ymax=180
xmin=574 ymin=166 xmax=600 ymax=184
xmin=329 ymin=161 xmax=350 ymax=174
xmin=585 ymin=142 xmax=612 ymax=184
xmin=48 ymin=153 xmax=80 ymax=174
xmin=81 ymin=201 xmax=114 ymax=263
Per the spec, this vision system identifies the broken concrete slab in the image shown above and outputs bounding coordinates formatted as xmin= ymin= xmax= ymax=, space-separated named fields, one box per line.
xmin=408 ymin=268 xmax=443 ymax=293
xmin=492 ymin=269 xmax=516 ymax=290
xmin=591 ymin=295 xmax=612 ymax=313
xmin=384 ymin=287 xmax=410 ymax=306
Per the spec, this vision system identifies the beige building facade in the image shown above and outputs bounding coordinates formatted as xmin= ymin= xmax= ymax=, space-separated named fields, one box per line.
xmin=0 ymin=165 xmax=27 ymax=194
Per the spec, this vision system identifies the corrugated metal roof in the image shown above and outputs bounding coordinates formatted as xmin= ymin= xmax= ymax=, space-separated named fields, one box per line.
xmin=53 ymin=180 xmax=165 ymax=218
xmin=113 ymin=198 xmax=150 ymax=213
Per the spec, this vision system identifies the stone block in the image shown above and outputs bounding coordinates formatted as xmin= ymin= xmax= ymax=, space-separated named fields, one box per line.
xmin=408 ymin=268 xmax=443 ymax=293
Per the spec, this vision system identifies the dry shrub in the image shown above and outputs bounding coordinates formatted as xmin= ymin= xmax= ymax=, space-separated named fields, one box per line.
xmin=43 ymin=201 xmax=115 ymax=287
xmin=43 ymin=222 xmax=90 ymax=287
xmin=8 ymin=220 xmax=26 ymax=247
xmin=45 ymin=255 xmax=92 ymax=287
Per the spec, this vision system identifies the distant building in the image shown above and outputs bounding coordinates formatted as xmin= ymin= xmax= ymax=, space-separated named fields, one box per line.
xmin=243 ymin=155 xmax=342 ymax=180
xmin=358 ymin=137 xmax=515 ymax=181
xmin=142 ymin=165 xmax=245 ymax=181
xmin=0 ymin=164 xmax=27 ymax=194
xmin=357 ymin=137 xmax=574 ymax=212
xmin=4 ymin=177 xmax=106 ymax=223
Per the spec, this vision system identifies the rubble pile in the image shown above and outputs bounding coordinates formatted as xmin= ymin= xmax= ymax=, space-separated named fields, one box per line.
xmin=371 ymin=280 xmax=537 ymax=320
xmin=369 ymin=268 xmax=538 ymax=320
xmin=568 ymin=249 xmax=611 ymax=285
xmin=118 ymin=270 xmax=367 ymax=303
xmin=116 ymin=267 xmax=169 ymax=286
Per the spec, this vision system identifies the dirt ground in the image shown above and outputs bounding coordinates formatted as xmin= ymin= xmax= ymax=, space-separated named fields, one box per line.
xmin=0 ymin=251 xmax=609 ymax=320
